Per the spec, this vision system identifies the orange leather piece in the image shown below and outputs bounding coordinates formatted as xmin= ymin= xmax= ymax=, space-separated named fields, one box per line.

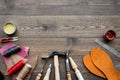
xmin=83 ymin=48 xmax=120 ymax=80
xmin=91 ymin=48 xmax=118 ymax=80
xmin=83 ymin=54 xmax=106 ymax=78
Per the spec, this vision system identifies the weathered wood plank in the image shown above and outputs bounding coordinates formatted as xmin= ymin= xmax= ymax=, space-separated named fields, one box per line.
xmin=0 ymin=16 xmax=120 ymax=38
xmin=0 ymin=15 xmax=120 ymax=80
xmin=0 ymin=0 xmax=120 ymax=15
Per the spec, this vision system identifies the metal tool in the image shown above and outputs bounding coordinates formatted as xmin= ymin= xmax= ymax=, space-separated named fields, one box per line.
xmin=95 ymin=39 xmax=120 ymax=59
xmin=42 ymin=51 xmax=66 ymax=80
xmin=66 ymin=50 xmax=72 ymax=80
xmin=35 ymin=60 xmax=47 ymax=80
xmin=42 ymin=51 xmax=66 ymax=59
xmin=69 ymin=57 xmax=84 ymax=80
xmin=43 ymin=64 xmax=52 ymax=80
xmin=0 ymin=37 xmax=18 ymax=43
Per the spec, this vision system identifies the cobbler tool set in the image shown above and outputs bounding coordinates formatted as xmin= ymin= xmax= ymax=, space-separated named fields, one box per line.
xmin=0 ymin=21 xmax=120 ymax=80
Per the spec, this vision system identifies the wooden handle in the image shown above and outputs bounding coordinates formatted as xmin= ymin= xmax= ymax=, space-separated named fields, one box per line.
xmin=54 ymin=55 xmax=60 ymax=80
xmin=67 ymin=73 xmax=72 ymax=80
xmin=35 ymin=73 xmax=42 ymax=80
xmin=69 ymin=57 xmax=84 ymax=80
xmin=43 ymin=68 xmax=51 ymax=80
xmin=69 ymin=57 xmax=77 ymax=70
xmin=75 ymin=69 xmax=84 ymax=80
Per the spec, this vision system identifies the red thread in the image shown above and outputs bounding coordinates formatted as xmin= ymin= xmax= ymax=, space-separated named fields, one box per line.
xmin=7 ymin=60 xmax=25 ymax=76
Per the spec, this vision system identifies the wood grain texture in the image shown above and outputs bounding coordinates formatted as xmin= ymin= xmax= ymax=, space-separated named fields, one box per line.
xmin=0 ymin=0 xmax=120 ymax=15
xmin=0 ymin=0 xmax=120 ymax=80
xmin=0 ymin=15 xmax=120 ymax=80
xmin=0 ymin=16 xmax=120 ymax=38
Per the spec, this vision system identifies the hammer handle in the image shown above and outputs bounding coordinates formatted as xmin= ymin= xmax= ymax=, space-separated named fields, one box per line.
xmin=35 ymin=73 xmax=42 ymax=80
xmin=54 ymin=55 xmax=60 ymax=80
xmin=67 ymin=72 xmax=72 ymax=80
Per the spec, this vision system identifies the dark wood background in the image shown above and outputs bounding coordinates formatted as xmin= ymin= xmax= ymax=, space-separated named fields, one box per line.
xmin=0 ymin=0 xmax=120 ymax=80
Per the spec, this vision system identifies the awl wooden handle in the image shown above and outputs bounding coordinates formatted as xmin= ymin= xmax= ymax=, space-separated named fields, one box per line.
xmin=69 ymin=57 xmax=84 ymax=80
xmin=43 ymin=68 xmax=51 ymax=80
xmin=69 ymin=57 xmax=77 ymax=69
xmin=54 ymin=55 xmax=60 ymax=80
xmin=35 ymin=73 xmax=42 ymax=80
xmin=75 ymin=69 xmax=84 ymax=80
xmin=67 ymin=73 xmax=72 ymax=80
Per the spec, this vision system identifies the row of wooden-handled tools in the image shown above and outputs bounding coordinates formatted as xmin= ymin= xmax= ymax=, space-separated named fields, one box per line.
xmin=35 ymin=51 xmax=84 ymax=80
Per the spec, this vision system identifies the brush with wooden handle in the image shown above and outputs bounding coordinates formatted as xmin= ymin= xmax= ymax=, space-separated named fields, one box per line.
xmin=43 ymin=64 xmax=52 ymax=80
xmin=69 ymin=57 xmax=84 ymax=80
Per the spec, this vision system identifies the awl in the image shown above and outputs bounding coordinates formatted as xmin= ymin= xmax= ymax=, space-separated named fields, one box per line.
xmin=43 ymin=64 xmax=52 ymax=80
xmin=69 ymin=57 xmax=84 ymax=80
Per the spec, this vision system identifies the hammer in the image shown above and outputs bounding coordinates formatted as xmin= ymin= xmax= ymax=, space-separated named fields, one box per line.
xmin=42 ymin=51 xmax=66 ymax=80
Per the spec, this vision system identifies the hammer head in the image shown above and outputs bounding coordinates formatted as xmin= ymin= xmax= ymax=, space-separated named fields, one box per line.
xmin=42 ymin=51 xmax=66 ymax=59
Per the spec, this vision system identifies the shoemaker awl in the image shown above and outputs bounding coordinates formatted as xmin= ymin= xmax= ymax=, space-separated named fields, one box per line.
xmin=95 ymin=39 xmax=120 ymax=59
xmin=43 ymin=64 xmax=52 ymax=80
xmin=69 ymin=57 xmax=84 ymax=80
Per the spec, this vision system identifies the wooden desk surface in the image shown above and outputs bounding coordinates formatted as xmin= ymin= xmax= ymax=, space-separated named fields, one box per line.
xmin=0 ymin=0 xmax=120 ymax=80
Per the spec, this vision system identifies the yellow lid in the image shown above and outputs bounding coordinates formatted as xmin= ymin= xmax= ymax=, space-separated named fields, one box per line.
xmin=3 ymin=22 xmax=16 ymax=35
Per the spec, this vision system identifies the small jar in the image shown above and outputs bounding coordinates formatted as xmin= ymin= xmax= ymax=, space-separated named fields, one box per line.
xmin=104 ymin=30 xmax=116 ymax=41
xmin=3 ymin=22 xmax=16 ymax=35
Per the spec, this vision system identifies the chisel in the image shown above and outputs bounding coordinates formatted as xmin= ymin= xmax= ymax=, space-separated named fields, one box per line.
xmin=95 ymin=39 xmax=120 ymax=59
xmin=66 ymin=50 xmax=72 ymax=80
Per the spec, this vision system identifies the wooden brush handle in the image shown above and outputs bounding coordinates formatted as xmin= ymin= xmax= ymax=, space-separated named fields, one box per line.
xmin=54 ymin=55 xmax=60 ymax=80
xmin=35 ymin=73 xmax=42 ymax=80
xmin=43 ymin=68 xmax=51 ymax=80
xmin=67 ymin=72 xmax=72 ymax=80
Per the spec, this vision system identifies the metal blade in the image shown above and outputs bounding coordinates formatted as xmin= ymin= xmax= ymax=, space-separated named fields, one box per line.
xmin=95 ymin=39 xmax=120 ymax=59
xmin=66 ymin=51 xmax=71 ymax=72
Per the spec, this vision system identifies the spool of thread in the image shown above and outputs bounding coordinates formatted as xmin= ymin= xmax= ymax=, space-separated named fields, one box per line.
xmin=3 ymin=45 xmax=21 ymax=57
xmin=8 ymin=60 xmax=25 ymax=76
xmin=0 ymin=71 xmax=4 ymax=80
xmin=16 ymin=63 xmax=32 ymax=80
